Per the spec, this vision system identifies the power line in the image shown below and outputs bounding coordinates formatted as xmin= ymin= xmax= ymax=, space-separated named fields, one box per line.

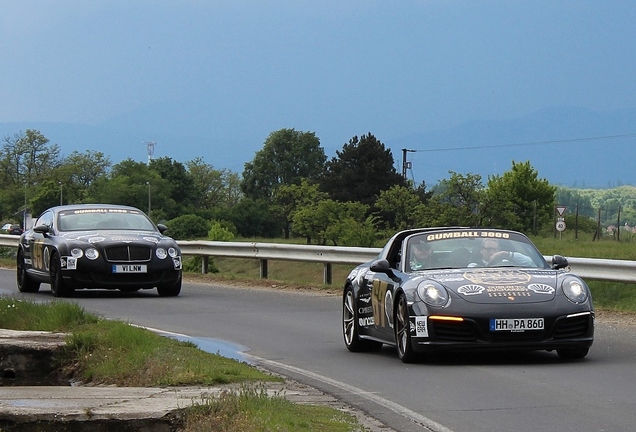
xmin=410 ymin=133 xmax=636 ymax=153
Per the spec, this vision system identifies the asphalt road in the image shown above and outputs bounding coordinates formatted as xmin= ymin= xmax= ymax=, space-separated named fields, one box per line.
xmin=3 ymin=272 xmax=636 ymax=432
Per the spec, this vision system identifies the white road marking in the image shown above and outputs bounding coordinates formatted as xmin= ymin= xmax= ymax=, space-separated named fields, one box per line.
xmin=251 ymin=355 xmax=456 ymax=432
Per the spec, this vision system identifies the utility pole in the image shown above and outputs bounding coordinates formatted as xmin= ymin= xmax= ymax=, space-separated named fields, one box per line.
xmin=401 ymin=148 xmax=416 ymax=180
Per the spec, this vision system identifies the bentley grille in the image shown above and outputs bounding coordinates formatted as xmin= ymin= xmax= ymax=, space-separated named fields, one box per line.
xmin=104 ymin=246 xmax=152 ymax=262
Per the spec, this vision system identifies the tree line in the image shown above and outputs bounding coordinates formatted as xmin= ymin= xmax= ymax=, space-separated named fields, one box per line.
xmin=2 ymin=127 xmax=625 ymax=245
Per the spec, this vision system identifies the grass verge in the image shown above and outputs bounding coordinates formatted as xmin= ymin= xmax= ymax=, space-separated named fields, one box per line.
xmin=0 ymin=298 xmax=368 ymax=432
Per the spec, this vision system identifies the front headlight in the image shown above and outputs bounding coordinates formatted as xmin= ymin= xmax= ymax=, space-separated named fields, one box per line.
xmin=417 ymin=280 xmax=450 ymax=307
xmin=85 ymin=248 xmax=99 ymax=260
xmin=156 ymin=248 xmax=168 ymax=259
xmin=562 ymin=277 xmax=588 ymax=303
xmin=168 ymin=247 xmax=178 ymax=258
xmin=70 ymin=248 xmax=84 ymax=258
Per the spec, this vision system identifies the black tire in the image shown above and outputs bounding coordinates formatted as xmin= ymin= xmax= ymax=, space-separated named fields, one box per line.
xmin=557 ymin=347 xmax=589 ymax=360
xmin=342 ymin=286 xmax=382 ymax=352
xmin=395 ymin=293 xmax=418 ymax=363
xmin=157 ymin=273 xmax=182 ymax=297
xmin=50 ymin=252 xmax=73 ymax=298
xmin=16 ymin=249 xmax=40 ymax=293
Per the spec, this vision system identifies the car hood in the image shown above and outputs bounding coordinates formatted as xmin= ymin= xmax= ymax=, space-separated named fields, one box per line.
xmin=58 ymin=230 xmax=166 ymax=245
xmin=426 ymin=268 xmax=559 ymax=304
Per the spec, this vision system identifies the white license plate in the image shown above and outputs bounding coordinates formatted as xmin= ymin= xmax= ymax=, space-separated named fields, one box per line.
xmin=490 ymin=318 xmax=544 ymax=332
xmin=112 ymin=264 xmax=147 ymax=273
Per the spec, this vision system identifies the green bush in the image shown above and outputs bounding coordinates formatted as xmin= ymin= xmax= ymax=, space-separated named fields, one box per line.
xmin=166 ymin=214 xmax=210 ymax=240
xmin=208 ymin=220 xmax=236 ymax=241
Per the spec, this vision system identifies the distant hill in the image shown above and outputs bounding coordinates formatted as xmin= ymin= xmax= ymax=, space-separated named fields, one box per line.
xmin=1 ymin=105 xmax=635 ymax=187
xmin=390 ymin=106 xmax=636 ymax=188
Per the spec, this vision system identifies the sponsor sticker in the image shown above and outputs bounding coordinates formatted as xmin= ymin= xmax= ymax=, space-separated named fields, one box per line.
xmin=414 ymin=316 xmax=429 ymax=337
xmin=66 ymin=257 xmax=77 ymax=270
xmin=358 ymin=317 xmax=375 ymax=327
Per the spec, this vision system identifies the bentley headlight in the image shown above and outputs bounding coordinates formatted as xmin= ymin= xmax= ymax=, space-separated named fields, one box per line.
xmin=562 ymin=278 xmax=588 ymax=303
xmin=168 ymin=247 xmax=178 ymax=258
xmin=70 ymin=248 xmax=84 ymax=258
xmin=417 ymin=280 xmax=450 ymax=307
xmin=156 ymin=248 xmax=168 ymax=259
xmin=85 ymin=248 xmax=99 ymax=260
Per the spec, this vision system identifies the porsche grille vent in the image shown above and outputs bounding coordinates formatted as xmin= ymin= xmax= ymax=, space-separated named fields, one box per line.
xmin=104 ymin=246 xmax=151 ymax=262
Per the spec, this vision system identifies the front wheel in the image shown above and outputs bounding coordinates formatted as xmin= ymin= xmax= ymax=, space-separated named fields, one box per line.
xmin=16 ymin=249 xmax=40 ymax=293
xmin=342 ymin=286 xmax=382 ymax=352
xmin=50 ymin=252 xmax=74 ymax=298
xmin=395 ymin=293 xmax=418 ymax=363
xmin=157 ymin=273 xmax=182 ymax=297
xmin=557 ymin=347 xmax=589 ymax=360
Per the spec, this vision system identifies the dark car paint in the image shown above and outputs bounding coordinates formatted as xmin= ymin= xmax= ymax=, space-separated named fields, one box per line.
xmin=17 ymin=204 xmax=182 ymax=297
xmin=343 ymin=227 xmax=594 ymax=360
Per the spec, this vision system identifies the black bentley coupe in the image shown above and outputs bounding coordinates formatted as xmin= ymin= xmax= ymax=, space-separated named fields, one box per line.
xmin=17 ymin=204 xmax=182 ymax=297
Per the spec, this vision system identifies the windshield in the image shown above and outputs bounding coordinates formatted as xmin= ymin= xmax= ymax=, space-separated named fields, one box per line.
xmin=57 ymin=208 xmax=156 ymax=232
xmin=405 ymin=230 xmax=547 ymax=272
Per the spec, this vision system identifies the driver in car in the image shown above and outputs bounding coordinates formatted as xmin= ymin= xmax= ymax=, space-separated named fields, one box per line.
xmin=469 ymin=238 xmax=533 ymax=267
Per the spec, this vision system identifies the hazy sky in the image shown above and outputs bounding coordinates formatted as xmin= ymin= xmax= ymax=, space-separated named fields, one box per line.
xmin=2 ymin=1 xmax=636 ymax=181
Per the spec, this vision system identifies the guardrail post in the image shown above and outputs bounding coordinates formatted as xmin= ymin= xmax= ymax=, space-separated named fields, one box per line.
xmin=260 ymin=259 xmax=268 ymax=279
xmin=201 ymin=256 xmax=209 ymax=274
xmin=323 ymin=263 xmax=332 ymax=285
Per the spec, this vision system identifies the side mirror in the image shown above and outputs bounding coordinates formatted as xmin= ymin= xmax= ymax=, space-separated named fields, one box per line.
xmin=33 ymin=225 xmax=50 ymax=235
xmin=551 ymin=254 xmax=569 ymax=270
xmin=156 ymin=223 xmax=168 ymax=234
xmin=370 ymin=259 xmax=392 ymax=274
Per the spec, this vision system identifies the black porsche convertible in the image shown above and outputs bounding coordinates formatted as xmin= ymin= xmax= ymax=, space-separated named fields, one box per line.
xmin=342 ymin=227 xmax=594 ymax=362
xmin=17 ymin=204 xmax=182 ymax=297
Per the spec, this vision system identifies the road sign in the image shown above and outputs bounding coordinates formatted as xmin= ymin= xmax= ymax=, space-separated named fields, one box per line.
xmin=556 ymin=206 xmax=567 ymax=217
xmin=556 ymin=220 xmax=566 ymax=232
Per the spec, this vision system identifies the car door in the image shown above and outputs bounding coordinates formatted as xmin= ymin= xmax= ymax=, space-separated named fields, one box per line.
xmin=27 ymin=210 xmax=54 ymax=276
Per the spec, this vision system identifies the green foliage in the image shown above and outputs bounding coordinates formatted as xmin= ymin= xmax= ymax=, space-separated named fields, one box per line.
xmin=183 ymin=256 xmax=219 ymax=273
xmin=292 ymin=199 xmax=374 ymax=245
xmin=319 ymin=133 xmax=405 ymax=206
xmin=166 ymin=214 xmax=210 ymax=240
xmin=272 ymin=179 xmax=329 ymax=238
xmin=220 ymin=198 xmax=282 ymax=237
xmin=428 ymin=171 xmax=484 ymax=227
xmin=0 ymin=299 xmax=98 ymax=331
xmin=183 ymin=385 xmax=366 ymax=432
xmin=241 ymin=128 xmax=326 ymax=201
xmin=186 ymin=157 xmax=242 ymax=209
xmin=149 ymin=157 xmax=197 ymax=210
xmin=208 ymin=220 xmax=236 ymax=241
xmin=375 ymin=185 xmax=427 ymax=230
xmin=484 ymin=160 xmax=555 ymax=233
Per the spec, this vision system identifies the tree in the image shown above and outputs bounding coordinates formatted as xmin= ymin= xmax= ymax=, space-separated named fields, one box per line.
xmin=272 ymin=179 xmax=328 ymax=238
xmin=166 ymin=214 xmax=210 ymax=240
xmin=54 ymin=150 xmax=111 ymax=204
xmin=484 ymin=161 xmax=556 ymax=233
xmin=0 ymin=129 xmax=61 ymax=184
xmin=319 ymin=133 xmax=405 ymax=206
xmin=374 ymin=185 xmax=427 ymax=230
xmin=292 ymin=199 xmax=375 ymax=245
xmin=91 ymin=159 xmax=171 ymax=220
xmin=149 ymin=157 xmax=196 ymax=210
xmin=186 ymin=157 xmax=242 ymax=210
xmin=428 ymin=172 xmax=484 ymax=227
xmin=241 ymin=129 xmax=326 ymax=201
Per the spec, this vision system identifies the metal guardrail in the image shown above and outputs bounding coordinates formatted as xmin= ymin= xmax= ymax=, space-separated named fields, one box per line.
xmin=1 ymin=234 xmax=635 ymax=285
